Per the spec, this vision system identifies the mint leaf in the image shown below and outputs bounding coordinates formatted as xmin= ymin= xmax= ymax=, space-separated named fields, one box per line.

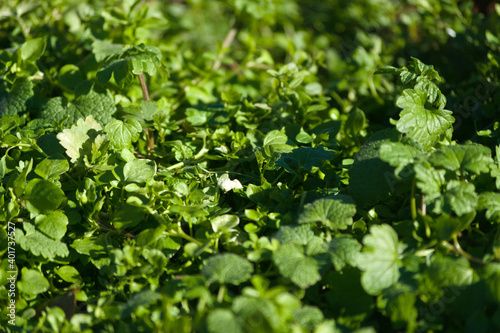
xmin=0 ymin=76 xmax=34 ymax=116
xmin=358 ymin=224 xmax=403 ymax=295
xmin=40 ymin=88 xmax=116 ymax=126
xmin=297 ymin=195 xmax=356 ymax=230
xmin=104 ymin=118 xmax=142 ymax=151
xmin=273 ymin=243 xmax=321 ymax=288
xmin=395 ymin=89 xmax=454 ymax=150
xmin=202 ymin=253 xmax=254 ymax=285
xmin=17 ymin=223 xmax=69 ymax=259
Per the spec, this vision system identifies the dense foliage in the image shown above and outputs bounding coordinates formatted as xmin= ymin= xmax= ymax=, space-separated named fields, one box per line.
xmin=1 ymin=0 xmax=500 ymax=332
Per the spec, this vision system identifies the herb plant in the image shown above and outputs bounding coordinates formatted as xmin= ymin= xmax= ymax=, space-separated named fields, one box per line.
xmin=1 ymin=0 xmax=500 ymax=332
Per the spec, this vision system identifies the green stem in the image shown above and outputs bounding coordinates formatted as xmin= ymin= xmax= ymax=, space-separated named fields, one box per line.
xmin=138 ymin=73 xmax=155 ymax=156
xmin=171 ymin=227 xmax=214 ymax=254
xmin=444 ymin=236 xmax=487 ymax=265
xmin=217 ymin=285 xmax=226 ymax=303
xmin=212 ymin=28 xmax=238 ymax=71
xmin=271 ymin=169 xmax=287 ymax=186
xmin=166 ymin=161 xmax=185 ymax=170
xmin=410 ymin=179 xmax=417 ymax=220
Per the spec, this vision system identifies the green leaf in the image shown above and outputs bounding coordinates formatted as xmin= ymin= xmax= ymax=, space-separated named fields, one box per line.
xmin=358 ymin=224 xmax=403 ymax=295
xmin=104 ymin=118 xmax=142 ymax=151
xmin=425 ymin=254 xmax=473 ymax=288
xmin=24 ymin=178 xmax=65 ymax=215
xmin=273 ymin=243 xmax=321 ymax=288
xmin=325 ymin=268 xmax=374 ymax=320
xmin=429 ymin=213 xmax=475 ymax=241
xmin=0 ymin=76 xmax=34 ymax=116
xmin=56 ymin=116 xmax=102 ymax=163
xmin=17 ymin=223 xmax=69 ymax=259
xmin=385 ymin=292 xmax=418 ymax=331
xmin=58 ymin=64 xmax=83 ymax=90
xmin=295 ymin=127 xmax=314 ymax=144
xmin=55 ymin=266 xmax=82 ymax=284
xmin=440 ymin=181 xmax=477 ymax=216
xmin=34 ymin=210 xmax=68 ymax=240
xmin=211 ymin=214 xmax=239 ymax=233
xmin=348 ymin=129 xmax=400 ymax=207
xmin=311 ymin=120 xmax=341 ymax=136
xmin=40 ymin=87 xmax=116 ymax=126
xmin=482 ymin=263 xmax=500 ymax=302
xmin=119 ymin=290 xmax=161 ymax=318
xmin=273 ymin=224 xmax=315 ymax=246
xmin=374 ymin=65 xmax=400 ymax=75
xmin=13 ymin=158 xmax=33 ymax=198
xmin=20 ymin=38 xmax=46 ymax=62
xmin=92 ymin=40 xmax=126 ymax=62
xmin=293 ymin=306 xmax=324 ymax=330
xmin=112 ymin=204 xmax=146 ymax=229
xmin=345 ymin=108 xmax=366 ymax=138
xmin=97 ymin=43 xmax=162 ymax=88
xmin=263 ymin=129 xmax=293 ymax=153
xmin=329 ymin=235 xmax=362 ymax=271
xmin=297 ymin=195 xmax=356 ymax=230
xmin=202 ymin=253 xmax=254 ymax=285
xmin=429 ymin=145 xmax=493 ymax=174
xmin=207 ymin=309 xmax=242 ymax=333
xmin=395 ymin=89 xmax=454 ymax=150
xmin=34 ymin=154 xmax=69 ymax=181
xmin=478 ymin=192 xmax=500 ymax=222
xmin=123 ymin=159 xmax=156 ymax=183
xmin=136 ymin=225 xmax=167 ymax=247
xmin=379 ymin=142 xmax=422 ymax=168
xmin=232 ymin=296 xmax=281 ymax=332
xmin=18 ymin=267 xmax=49 ymax=298
xmin=414 ymin=162 xmax=445 ymax=198
xmin=186 ymin=108 xmax=213 ymax=126
xmin=276 ymin=147 xmax=335 ymax=172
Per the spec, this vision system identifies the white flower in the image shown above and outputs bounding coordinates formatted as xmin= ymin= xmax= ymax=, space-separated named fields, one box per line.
xmin=218 ymin=174 xmax=243 ymax=192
